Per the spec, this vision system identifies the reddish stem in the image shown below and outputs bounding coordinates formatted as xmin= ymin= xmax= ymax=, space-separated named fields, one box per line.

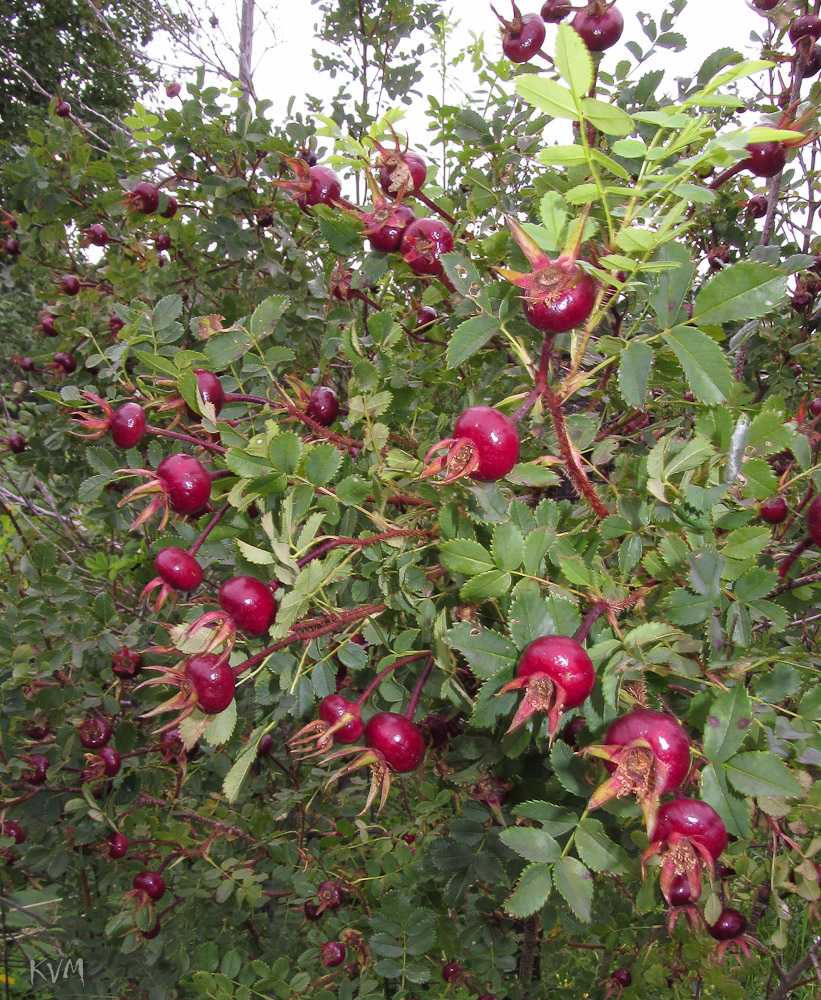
xmin=357 ymin=651 xmax=431 ymax=709
xmin=189 ymin=502 xmax=230 ymax=556
xmin=512 ymin=336 xmax=553 ymax=425
xmin=404 ymin=655 xmax=434 ymax=719
xmin=778 ymin=536 xmax=812 ymax=579
xmin=709 ymin=161 xmax=744 ymax=190
xmin=543 ymin=383 xmax=609 ymax=519
xmin=413 ymin=190 xmax=456 ymax=226
xmin=297 ymin=529 xmax=437 ymax=568
xmin=145 ymin=425 xmax=226 ymax=454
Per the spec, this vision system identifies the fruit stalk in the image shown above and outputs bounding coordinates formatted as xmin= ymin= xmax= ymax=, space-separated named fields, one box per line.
xmin=543 ymin=380 xmax=609 ymax=519
xmin=145 ymin=425 xmax=226 ymax=454
xmin=189 ymin=502 xmax=231 ymax=556
xmin=356 ymin=651 xmax=432 ymax=708
xmin=296 ymin=529 xmax=437 ymax=568
xmin=404 ymin=654 xmax=434 ymax=718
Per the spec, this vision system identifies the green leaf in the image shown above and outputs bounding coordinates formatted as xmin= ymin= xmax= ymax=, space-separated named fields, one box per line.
xmin=550 ymin=740 xmax=588 ymax=796
xmin=722 ymin=526 xmax=771 ymax=563
xmin=618 ymin=340 xmax=653 ymax=407
xmin=202 ymin=699 xmax=238 ymax=747
xmin=222 ymin=740 xmax=259 ymax=803
xmin=305 ymin=444 xmax=342 ymax=486
xmin=500 ymin=827 xmax=561 ymax=864
xmin=440 ymin=252 xmax=492 ymax=311
xmin=440 ymin=539 xmax=494 ymax=576
xmin=693 ymin=262 xmax=787 ymax=325
xmin=662 ymin=326 xmax=733 ymax=404
xmin=723 ymin=752 xmax=803 ymax=798
xmin=575 ymin=818 xmax=631 ymax=874
xmin=268 ymin=432 xmax=303 ymax=474
xmin=504 ymin=863 xmax=552 ymax=917
xmin=555 ymin=23 xmax=593 ymax=97
xmin=745 ymin=411 xmax=796 ymax=457
xmin=580 ymin=98 xmax=634 ymax=136
xmin=225 ymin=448 xmax=273 ymax=478
xmin=460 ymin=570 xmax=512 ymax=601
xmin=537 ymin=145 xmax=587 ymax=168
xmin=515 ymin=76 xmax=577 ymax=119
xmin=444 ymin=622 xmax=517 ymax=680
xmin=205 ymin=328 xmax=255 ymax=367
xmin=649 ymin=242 xmax=696 ymax=327
xmin=553 ymin=857 xmax=593 ymax=922
xmin=335 ymin=476 xmax=371 ymax=506
xmin=249 ymin=295 xmax=288 ymax=336
xmin=506 ymin=464 xmax=560 ymax=487
xmin=700 ymin=763 xmax=750 ymax=838
xmin=492 ymin=523 xmax=525 ymax=572
xmin=739 ymin=458 xmax=778 ymax=500
xmin=507 ymin=592 xmax=581 ymax=650
xmin=703 ymin=686 xmax=752 ymax=764
xmin=446 ymin=316 xmax=499 ymax=368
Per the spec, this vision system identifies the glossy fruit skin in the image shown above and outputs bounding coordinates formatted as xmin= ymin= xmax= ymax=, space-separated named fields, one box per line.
xmin=743 ymin=141 xmax=786 ymax=178
xmin=54 ymin=352 xmax=76 ymax=373
xmin=41 ymin=313 xmax=57 ymax=337
xmin=790 ymin=14 xmax=821 ymax=44
xmin=320 ymin=941 xmax=346 ymax=967
xmin=452 ymin=406 xmax=520 ymax=481
xmin=8 ymin=435 xmax=26 ymax=454
xmin=143 ymin=922 xmax=161 ymax=939
xmin=129 ymin=181 xmax=161 ymax=214
xmin=1 ymin=820 xmax=26 ymax=844
xmin=752 ymin=0 xmax=778 ymax=10
xmin=87 ymin=223 xmax=109 ymax=246
xmin=541 ymin=0 xmax=573 ymax=21
xmin=78 ymin=716 xmax=113 ymax=750
xmin=109 ymin=313 xmax=125 ymax=334
xmin=160 ymin=195 xmax=178 ymax=219
xmin=517 ymin=635 xmax=595 ymax=709
xmin=415 ymin=305 xmax=438 ymax=329
xmin=133 ymin=870 xmax=166 ymax=901
xmin=99 ymin=747 xmax=122 ymax=777
xmin=193 ymin=369 xmax=224 ymax=415
xmin=602 ymin=708 xmax=691 ymax=794
xmin=304 ymin=900 xmax=321 ymax=920
xmin=572 ymin=4 xmax=625 ymax=52
xmin=503 ymin=13 xmax=546 ymax=63
xmin=368 ymin=203 xmax=415 ymax=253
xmin=219 ymin=576 xmax=277 ymax=636
xmin=60 ymin=274 xmax=80 ymax=296
xmin=25 ymin=719 xmax=51 ymax=741
xmin=364 ymin=713 xmax=425 ymax=773
xmin=667 ymin=873 xmax=693 ymax=907
xmin=301 ymin=166 xmax=342 ymax=208
xmin=257 ymin=733 xmax=274 ymax=757
xmin=156 ymin=454 xmax=212 ymax=515
xmin=185 ymin=653 xmax=235 ymax=714
xmin=809 ymin=397 xmax=821 ymax=417
xmin=653 ymin=798 xmax=728 ymax=862
xmin=155 ymin=547 xmax=203 ymax=590
xmin=110 ymin=402 xmax=146 ymax=448
xmin=400 ymin=218 xmax=454 ymax=276
xmin=319 ymin=694 xmax=364 ymax=743
xmin=23 ymin=754 xmax=49 ymax=784
xmin=317 ymin=880 xmax=344 ymax=910
xmin=20 ymin=358 xmax=35 ymax=372
xmin=709 ymin=907 xmax=748 ymax=941
xmin=55 ymin=100 xmax=71 ymax=117
xmin=746 ymin=195 xmax=768 ymax=219
xmin=108 ymin=832 xmax=129 ymax=858
xmin=522 ymin=263 xmax=597 ymax=333
xmin=4 ymin=237 xmax=20 ymax=255
xmin=111 ymin=646 xmax=142 ymax=678
xmin=759 ymin=496 xmax=788 ymax=524
xmin=612 ymin=968 xmax=632 ymax=987
xmin=306 ymin=386 xmax=339 ymax=426
xmin=442 ymin=962 xmax=462 ymax=982
xmin=807 ymin=494 xmax=821 ymax=545
xmin=379 ymin=151 xmax=427 ymax=195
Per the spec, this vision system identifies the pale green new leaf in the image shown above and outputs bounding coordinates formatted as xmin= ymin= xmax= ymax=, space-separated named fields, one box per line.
xmin=555 ymin=23 xmax=593 ymax=97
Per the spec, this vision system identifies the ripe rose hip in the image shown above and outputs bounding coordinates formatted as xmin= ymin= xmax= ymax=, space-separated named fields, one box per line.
xmin=77 ymin=716 xmax=113 ymax=750
xmin=111 ymin=646 xmax=143 ymax=678
xmin=98 ymin=746 xmax=122 ymax=777
xmin=110 ymin=401 xmax=146 ymax=448
xmin=55 ymin=100 xmax=71 ymax=118
xmin=157 ymin=454 xmax=212 ymax=515
xmin=155 ymin=547 xmax=203 ymax=591
xmin=612 ymin=968 xmax=632 ymax=987
xmin=493 ymin=4 xmax=546 ymax=64
xmin=759 ymin=496 xmax=788 ymax=524
xmin=541 ymin=0 xmax=573 ymax=21
xmin=190 ymin=369 xmax=224 ymax=416
xmin=415 ymin=305 xmax=438 ymax=329
xmin=53 ymin=352 xmax=76 ymax=374
xmin=376 ymin=143 xmax=427 ymax=196
xmin=497 ymin=215 xmax=597 ymax=333
xmin=219 ymin=576 xmax=278 ymax=636
xmin=572 ymin=2 xmax=625 ymax=52
xmin=809 ymin=397 xmax=821 ymax=417
xmin=7 ymin=434 xmax=26 ymax=454
xmin=643 ymin=798 xmax=727 ymax=905
xmin=160 ymin=195 xmax=178 ymax=219
xmin=400 ymin=218 xmax=454 ymax=276
xmin=304 ymin=900 xmax=321 ymax=920
xmin=155 ymin=232 xmax=171 ymax=252
xmin=586 ymin=708 xmax=690 ymax=836
xmin=746 ymin=195 xmax=768 ymax=219
xmin=421 ymin=406 xmax=519 ymax=483
xmin=185 ymin=653 xmax=236 ymax=714
xmin=442 ymin=962 xmax=463 ymax=983
xmin=808 ymin=494 xmax=821 ymax=545
xmin=166 ymin=81 xmax=181 ymax=97
xmin=306 ymin=386 xmax=339 ymax=426
xmin=320 ymin=941 xmax=346 ymax=967
xmin=133 ymin=870 xmax=165 ymax=901
xmin=23 ymin=753 xmax=49 ymax=784
xmin=127 ymin=181 xmax=161 ymax=214
xmin=85 ymin=223 xmax=109 ymax=246
xmin=709 ymin=907 xmax=747 ymax=941
xmin=742 ymin=141 xmax=787 ymax=178
xmin=108 ymin=832 xmax=129 ymax=858
xmin=1 ymin=820 xmax=26 ymax=844
xmin=60 ymin=274 xmax=80 ymax=296
xmin=319 ymin=694 xmax=364 ymax=744
xmin=751 ymin=0 xmax=778 ymax=10
xmin=365 ymin=713 xmax=426 ymax=773
xmin=40 ymin=312 xmax=57 ymax=337
xmin=317 ymin=880 xmax=344 ymax=912
xmin=257 ymin=733 xmax=274 ymax=757
xmin=790 ymin=14 xmax=821 ymax=45
xmin=499 ymin=635 xmax=595 ymax=739
xmin=109 ymin=313 xmax=125 ymax=333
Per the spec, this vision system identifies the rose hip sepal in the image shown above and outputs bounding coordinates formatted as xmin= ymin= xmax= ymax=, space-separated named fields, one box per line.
xmin=707 ymin=906 xmax=761 ymax=965
xmin=496 ymin=634 xmax=595 ymax=741
xmin=141 ymin=546 xmax=203 ymax=612
xmin=421 ymin=405 xmax=519 ymax=484
xmin=288 ymin=693 xmax=364 ymax=757
xmin=641 ymin=797 xmax=727 ymax=906
xmin=583 ymin=708 xmax=691 ymax=837
xmin=496 ymin=215 xmax=597 ymax=334
xmin=71 ymin=392 xmax=147 ymax=449
xmin=135 ymin=652 xmax=235 ymax=733
xmin=373 ymin=128 xmax=428 ymax=196
xmin=491 ymin=2 xmax=547 ymax=64
xmin=322 ymin=712 xmax=425 ymax=814
xmin=117 ymin=453 xmax=213 ymax=530
xmin=273 ymin=155 xmax=342 ymax=209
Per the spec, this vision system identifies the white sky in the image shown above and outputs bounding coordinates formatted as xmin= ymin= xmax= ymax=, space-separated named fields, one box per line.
xmin=177 ymin=0 xmax=767 ymax=131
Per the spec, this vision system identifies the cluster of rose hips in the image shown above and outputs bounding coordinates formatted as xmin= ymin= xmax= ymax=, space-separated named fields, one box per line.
xmin=493 ymin=1 xmax=625 ymax=64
